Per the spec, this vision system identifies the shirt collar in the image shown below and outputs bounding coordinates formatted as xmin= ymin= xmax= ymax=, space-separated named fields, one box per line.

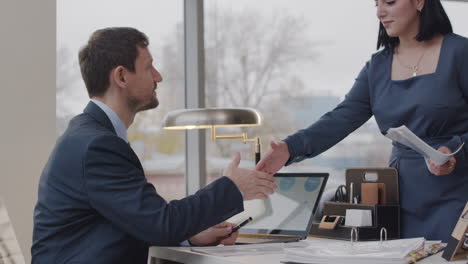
xmin=90 ymin=99 xmax=128 ymax=143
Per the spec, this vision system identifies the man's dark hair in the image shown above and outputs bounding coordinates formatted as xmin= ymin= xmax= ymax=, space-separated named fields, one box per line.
xmin=78 ymin=27 xmax=149 ymax=97
xmin=377 ymin=0 xmax=453 ymax=51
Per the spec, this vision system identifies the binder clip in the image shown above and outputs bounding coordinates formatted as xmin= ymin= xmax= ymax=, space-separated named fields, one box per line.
xmin=350 ymin=227 xmax=358 ymax=245
xmin=380 ymin=227 xmax=387 ymax=245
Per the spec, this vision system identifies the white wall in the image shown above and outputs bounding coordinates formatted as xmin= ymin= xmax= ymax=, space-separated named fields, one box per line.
xmin=0 ymin=0 xmax=56 ymax=262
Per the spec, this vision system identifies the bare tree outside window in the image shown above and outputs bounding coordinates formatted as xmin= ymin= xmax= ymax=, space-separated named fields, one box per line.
xmin=204 ymin=6 xmax=320 ymax=161
xmin=204 ymin=8 xmax=318 ymax=109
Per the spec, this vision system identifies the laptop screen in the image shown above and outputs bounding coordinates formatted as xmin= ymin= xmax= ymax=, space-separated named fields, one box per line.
xmin=229 ymin=172 xmax=328 ymax=236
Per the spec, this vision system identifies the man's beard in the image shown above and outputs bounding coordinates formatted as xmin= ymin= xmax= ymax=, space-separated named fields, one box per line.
xmin=128 ymin=94 xmax=159 ymax=113
xmin=141 ymin=95 xmax=159 ymax=111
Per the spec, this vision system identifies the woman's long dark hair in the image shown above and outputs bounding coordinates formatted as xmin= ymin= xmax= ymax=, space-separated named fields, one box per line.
xmin=377 ymin=0 xmax=453 ymax=50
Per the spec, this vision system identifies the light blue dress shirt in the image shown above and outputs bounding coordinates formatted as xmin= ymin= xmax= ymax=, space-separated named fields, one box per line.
xmin=90 ymin=99 xmax=128 ymax=143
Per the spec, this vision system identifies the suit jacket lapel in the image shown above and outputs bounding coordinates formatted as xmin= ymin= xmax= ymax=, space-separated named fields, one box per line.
xmin=127 ymin=146 xmax=144 ymax=171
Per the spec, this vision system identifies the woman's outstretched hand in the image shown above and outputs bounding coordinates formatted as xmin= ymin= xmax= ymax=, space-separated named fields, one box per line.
xmin=255 ymin=141 xmax=290 ymax=174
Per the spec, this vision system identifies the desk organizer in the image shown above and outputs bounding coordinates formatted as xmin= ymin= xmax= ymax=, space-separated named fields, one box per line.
xmin=310 ymin=168 xmax=400 ymax=241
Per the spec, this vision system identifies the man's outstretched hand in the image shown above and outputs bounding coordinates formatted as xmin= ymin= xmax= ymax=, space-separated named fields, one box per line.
xmin=224 ymin=152 xmax=277 ymax=200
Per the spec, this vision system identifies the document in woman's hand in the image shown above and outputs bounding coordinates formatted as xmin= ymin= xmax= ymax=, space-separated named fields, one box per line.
xmin=386 ymin=125 xmax=464 ymax=166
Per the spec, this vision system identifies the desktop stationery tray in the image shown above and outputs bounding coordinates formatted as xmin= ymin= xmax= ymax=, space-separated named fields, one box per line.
xmin=310 ymin=202 xmax=400 ymax=240
xmin=310 ymin=168 xmax=400 ymax=241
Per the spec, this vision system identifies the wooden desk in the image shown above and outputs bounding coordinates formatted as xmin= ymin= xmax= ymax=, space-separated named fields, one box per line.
xmin=148 ymin=238 xmax=466 ymax=264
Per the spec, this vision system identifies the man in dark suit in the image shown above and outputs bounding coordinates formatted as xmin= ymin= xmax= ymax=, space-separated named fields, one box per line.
xmin=31 ymin=27 xmax=277 ymax=263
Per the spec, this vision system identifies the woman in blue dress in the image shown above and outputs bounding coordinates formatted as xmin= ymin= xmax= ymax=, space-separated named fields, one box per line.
xmin=256 ymin=0 xmax=468 ymax=242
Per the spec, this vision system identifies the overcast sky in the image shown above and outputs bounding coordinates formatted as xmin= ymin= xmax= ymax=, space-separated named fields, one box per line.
xmin=57 ymin=0 xmax=468 ymax=116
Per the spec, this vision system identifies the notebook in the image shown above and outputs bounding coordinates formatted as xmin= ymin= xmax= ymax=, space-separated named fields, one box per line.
xmin=230 ymin=172 xmax=328 ymax=244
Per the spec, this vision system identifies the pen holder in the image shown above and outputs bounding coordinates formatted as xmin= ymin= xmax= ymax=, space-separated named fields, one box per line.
xmin=361 ymin=183 xmax=387 ymax=205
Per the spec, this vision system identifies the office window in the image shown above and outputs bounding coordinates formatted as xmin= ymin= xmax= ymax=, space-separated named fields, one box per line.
xmin=444 ymin=1 xmax=468 ymax=38
xmin=203 ymin=0 xmax=468 ymax=189
xmin=56 ymin=0 xmax=186 ymax=201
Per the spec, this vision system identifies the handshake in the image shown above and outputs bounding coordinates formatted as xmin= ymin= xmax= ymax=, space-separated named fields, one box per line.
xmin=225 ymin=141 xmax=290 ymax=200
xmin=188 ymin=142 xmax=290 ymax=246
xmin=224 ymin=152 xmax=278 ymax=200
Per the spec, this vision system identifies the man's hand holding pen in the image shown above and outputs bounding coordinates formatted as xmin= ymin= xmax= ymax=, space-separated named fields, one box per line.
xmin=229 ymin=217 xmax=253 ymax=236
xmin=189 ymin=222 xmax=239 ymax=246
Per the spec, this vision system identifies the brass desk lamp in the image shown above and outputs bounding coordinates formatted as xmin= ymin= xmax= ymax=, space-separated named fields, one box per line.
xmin=162 ymin=108 xmax=262 ymax=163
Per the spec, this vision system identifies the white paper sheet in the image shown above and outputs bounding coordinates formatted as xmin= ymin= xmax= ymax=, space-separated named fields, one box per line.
xmin=385 ymin=125 xmax=464 ymax=167
xmin=283 ymin=238 xmax=425 ymax=264
xmin=190 ymin=241 xmax=307 ymax=257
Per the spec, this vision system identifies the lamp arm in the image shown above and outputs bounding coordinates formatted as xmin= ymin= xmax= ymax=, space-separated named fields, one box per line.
xmin=210 ymin=126 xmax=261 ymax=164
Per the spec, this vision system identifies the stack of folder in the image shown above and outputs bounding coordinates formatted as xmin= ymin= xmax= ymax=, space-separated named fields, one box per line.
xmin=283 ymin=238 xmax=444 ymax=264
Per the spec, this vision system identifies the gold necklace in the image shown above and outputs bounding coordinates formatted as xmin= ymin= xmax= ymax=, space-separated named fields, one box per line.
xmin=395 ymin=47 xmax=427 ymax=77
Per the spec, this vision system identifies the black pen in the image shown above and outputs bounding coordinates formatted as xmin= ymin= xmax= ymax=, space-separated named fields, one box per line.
xmin=230 ymin=217 xmax=253 ymax=235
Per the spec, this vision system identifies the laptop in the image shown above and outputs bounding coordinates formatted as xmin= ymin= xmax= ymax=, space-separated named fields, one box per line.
xmin=231 ymin=172 xmax=328 ymax=244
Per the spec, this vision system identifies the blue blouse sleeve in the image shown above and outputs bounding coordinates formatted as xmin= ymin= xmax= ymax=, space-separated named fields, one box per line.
xmin=283 ymin=62 xmax=373 ymax=165
xmin=444 ymin=39 xmax=468 ymax=161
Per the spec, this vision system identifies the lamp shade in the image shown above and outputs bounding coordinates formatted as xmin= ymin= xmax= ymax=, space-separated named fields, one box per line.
xmin=162 ymin=108 xmax=262 ymax=130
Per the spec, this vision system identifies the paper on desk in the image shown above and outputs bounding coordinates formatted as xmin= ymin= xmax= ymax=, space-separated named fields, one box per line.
xmin=385 ymin=125 xmax=464 ymax=166
xmin=190 ymin=241 xmax=307 ymax=257
xmin=283 ymin=237 xmax=425 ymax=264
